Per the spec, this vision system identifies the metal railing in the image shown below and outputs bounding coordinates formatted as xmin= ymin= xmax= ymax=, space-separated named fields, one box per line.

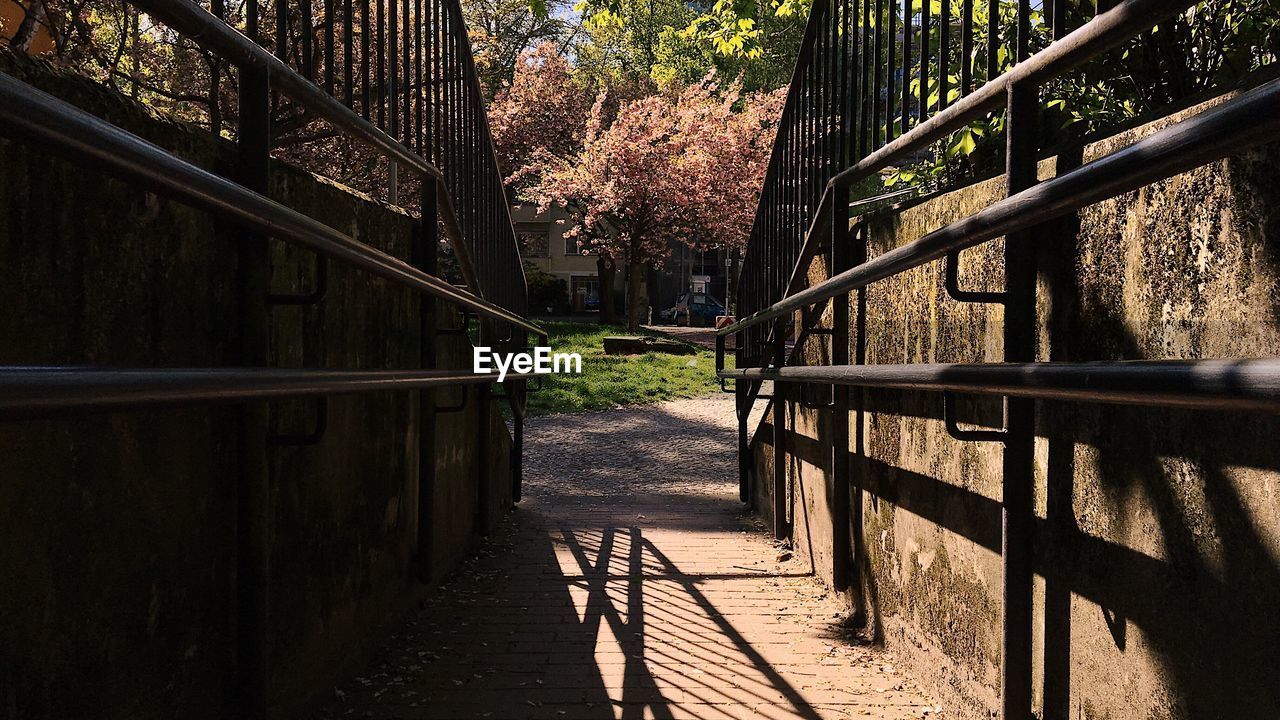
xmin=715 ymin=2 xmax=1280 ymax=719
xmin=0 ymin=1 xmax=543 ymax=716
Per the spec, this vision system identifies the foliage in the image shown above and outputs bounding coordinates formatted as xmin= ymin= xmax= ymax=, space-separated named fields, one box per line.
xmin=569 ymin=0 xmax=806 ymax=91
xmin=488 ymin=41 xmax=595 ymax=179
xmin=461 ymin=0 xmax=574 ymax=96
xmin=880 ymin=0 xmax=1280 ymax=191
xmin=525 ymin=263 xmax=571 ymax=315
xmin=521 ymin=321 xmax=728 ymax=416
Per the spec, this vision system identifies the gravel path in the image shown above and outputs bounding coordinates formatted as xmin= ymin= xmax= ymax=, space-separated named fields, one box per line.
xmin=317 ymin=396 xmax=939 ymax=720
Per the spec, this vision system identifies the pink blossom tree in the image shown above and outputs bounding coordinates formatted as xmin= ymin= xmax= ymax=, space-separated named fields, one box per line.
xmin=526 ymin=78 xmax=782 ymax=330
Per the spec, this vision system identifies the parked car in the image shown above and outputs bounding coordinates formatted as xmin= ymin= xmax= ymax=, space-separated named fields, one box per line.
xmin=658 ymin=292 xmax=726 ymax=326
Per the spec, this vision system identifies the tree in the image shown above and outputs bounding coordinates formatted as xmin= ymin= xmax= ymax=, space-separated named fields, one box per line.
xmin=488 ymin=41 xmax=594 ymax=180
xmin=524 ymin=78 xmax=781 ymax=330
xmin=460 ymin=0 xmax=574 ymax=97
xmin=570 ymin=0 xmax=809 ymax=91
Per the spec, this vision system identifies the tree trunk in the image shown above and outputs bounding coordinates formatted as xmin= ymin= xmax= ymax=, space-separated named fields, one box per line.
xmin=596 ymin=255 xmax=617 ymax=325
xmin=625 ymin=261 xmax=646 ymax=332
xmin=645 ymin=262 xmax=660 ymax=325
xmin=13 ymin=0 xmax=47 ymax=52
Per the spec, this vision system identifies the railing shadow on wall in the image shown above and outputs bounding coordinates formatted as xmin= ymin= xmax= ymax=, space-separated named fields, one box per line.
xmin=713 ymin=0 xmax=1280 ymax=718
xmin=0 ymin=0 xmax=545 ymax=716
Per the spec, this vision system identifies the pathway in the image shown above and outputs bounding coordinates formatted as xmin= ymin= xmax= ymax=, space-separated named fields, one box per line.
xmin=318 ymin=396 xmax=940 ymax=719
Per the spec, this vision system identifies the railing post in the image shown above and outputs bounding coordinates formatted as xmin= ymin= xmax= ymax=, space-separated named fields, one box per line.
xmin=1001 ymin=78 xmax=1039 ymax=720
xmin=414 ymin=183 xmax=438 ymax=582
xmin=831 ymin=183 xmax=851 ymax=592
xmin=511 ymin=381 xmax=524 ymax=503
xmin=738 ymin=381 xmax=751 ymax=505
xmin=476 ymin=379 xmax=492 ymax=535
xmin=235 ymin=52 xmax=271 ymax=720
xmin=773 ymin=324 xmax=788 ymax=540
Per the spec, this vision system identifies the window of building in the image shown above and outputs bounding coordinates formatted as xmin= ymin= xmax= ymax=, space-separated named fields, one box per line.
xmin=516 ymin=225 xmax=549 ymax=258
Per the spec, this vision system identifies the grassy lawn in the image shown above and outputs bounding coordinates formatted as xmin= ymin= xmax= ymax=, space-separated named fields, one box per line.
xmin=519 ymin=320 xmax=731 ymax=417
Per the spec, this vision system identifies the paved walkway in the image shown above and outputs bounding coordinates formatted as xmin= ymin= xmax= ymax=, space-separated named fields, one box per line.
xmin=319 ymin=396 xmax=939 ymax=719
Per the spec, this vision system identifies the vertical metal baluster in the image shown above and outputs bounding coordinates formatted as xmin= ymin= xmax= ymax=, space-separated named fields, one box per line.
xmin=361 ymin=0 xmax=370 ymax=118
xmin=402 ymin=0 xmax=411 ymax=144
xmin=301 ymin=0 xmax=313 ymax=80
xmin=902 ymin=0 xmax=911 ymax=131
xmin=940 ymin=0 xmax=951 ymax=109
xmin=1017 ymin=0 xmax=1029 ymax=61
xmin=275 ymin=0 xmax=288 ymax=62
xmin=841 ymin=0 xmax=851 ymax=171
xmin=416 ymin=0 xmax=423 ymax=152
xmin=1052 ymin=0 xmax=1066 ymax=40
xmin=377 ymin=0 xmax=386 ymax=128
xmin=324 ymin=0 xmax=335 ymax=93
xmin=986 ymin=0 xmax=999 ymax=82
xmin=961 ymin=0 xmax=973 ymax=95
xmin=344 ymin=0 xmax=353 ymax=105
xmin=861 ymin=0 xmax=872 ymax=157
xmin=919 ymin=0 xmax=929 ymax=120
xmin=433 ymin=0 xmax=441 ymax=166
xmin=389 ymin=0 xmax=399 ymax=200
xmin=886 ymin=0 xmax=895 ymax=142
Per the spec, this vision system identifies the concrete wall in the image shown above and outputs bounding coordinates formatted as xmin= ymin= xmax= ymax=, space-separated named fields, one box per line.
xmin=0 ymin=51 xmax=515 ymax=719
xmin=750 ymin=89 xmax=1280 ymax=720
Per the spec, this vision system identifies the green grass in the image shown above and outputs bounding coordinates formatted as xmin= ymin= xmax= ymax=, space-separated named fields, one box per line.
xmin=520 ymin=320 xmax=732 ymax=417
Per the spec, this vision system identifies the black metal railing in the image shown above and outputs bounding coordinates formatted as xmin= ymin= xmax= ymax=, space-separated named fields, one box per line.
xmin=716 ymin=1 xmax=1280 ymax=719
xmin=132 ymin=0 xmax=528 ymax=319
xmin=0 ymin=1 xmax=542 ymax=716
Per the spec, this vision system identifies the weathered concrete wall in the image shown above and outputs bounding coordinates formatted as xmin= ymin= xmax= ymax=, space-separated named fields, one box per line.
xmin=0 ymin=51 xmax=515 ymax=719
xmin=751 ymin=89 xmax=1280 ymax=720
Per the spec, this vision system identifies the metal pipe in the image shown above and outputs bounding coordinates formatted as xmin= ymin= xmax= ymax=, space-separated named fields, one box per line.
xmin=718 ymin=76 xmax=1280 ymax=337
xmin=718 ymin=359 xmax=1280 ymax=414
xmin=0 ymin=73 xmax=547 ymax=339
xmin=0 ymin=367 xmax=535 ymax=420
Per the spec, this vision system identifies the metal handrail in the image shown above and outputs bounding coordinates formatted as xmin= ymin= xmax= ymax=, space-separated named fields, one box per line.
xmin=721 ymin=75 xmax=1280 ymax=337
xmin=0 ymin=73 xmax=546 ymax=338
xmin=133 ymin=0 xmax=529 ymax=322
xmin=0 ymin=367 xmax=536 ymax=419
xmin=722 ymin=359 xmax=1280 ymax=414
xmin=722 ymin=0 xmax=1199 ymax=340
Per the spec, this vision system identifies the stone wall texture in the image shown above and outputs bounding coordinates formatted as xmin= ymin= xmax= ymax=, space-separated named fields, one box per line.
xmin=0 ymin=51 xmax=515 ymax=719
xmin=751 ymin=88 xmax=1280 ymax=720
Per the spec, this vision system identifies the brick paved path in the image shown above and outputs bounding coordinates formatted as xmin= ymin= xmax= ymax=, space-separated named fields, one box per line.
xmin=319 ymin=396 xmax=939 ymax=720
